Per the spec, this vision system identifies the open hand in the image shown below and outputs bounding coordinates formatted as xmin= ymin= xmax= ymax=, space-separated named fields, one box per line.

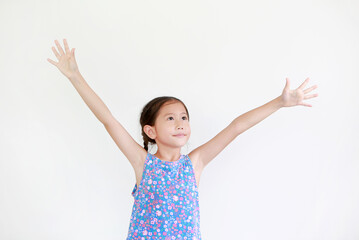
xmin=280 ymin=77 xmax=319 ymax=107
xmin=47 ymin=39 xmax=80 ymax=79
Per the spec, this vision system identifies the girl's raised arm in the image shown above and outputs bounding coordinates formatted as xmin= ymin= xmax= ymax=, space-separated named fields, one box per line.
xmin=189 ymin=78 xmax=318 ymax=171
xmin=47 ymin=39 xmax=147 ymax=170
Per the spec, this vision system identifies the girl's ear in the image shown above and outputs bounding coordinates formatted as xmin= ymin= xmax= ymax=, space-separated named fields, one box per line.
xmin=144 ymin=125 xmax=156 ymax=140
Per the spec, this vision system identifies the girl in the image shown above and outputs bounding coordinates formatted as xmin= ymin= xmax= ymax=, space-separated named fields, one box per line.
xmin=47 ymin=39 xmax=319 ymax=239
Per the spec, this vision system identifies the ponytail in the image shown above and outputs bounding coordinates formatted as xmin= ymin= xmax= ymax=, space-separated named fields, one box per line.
xmin=143 ymin=140 xmax=148 ymax=152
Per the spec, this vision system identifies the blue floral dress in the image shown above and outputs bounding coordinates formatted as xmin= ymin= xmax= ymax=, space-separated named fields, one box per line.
xmin=126 ymin=152 xmax=201 ymax=239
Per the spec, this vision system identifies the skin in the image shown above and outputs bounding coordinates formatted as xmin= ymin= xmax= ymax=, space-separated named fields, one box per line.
xmin=281 ymin=77 xmax=318 ymax=107
xmin=47 ymin=39 xmax=79 ymax=79
xmin=143 ymin=101 xmax=191 ymax=162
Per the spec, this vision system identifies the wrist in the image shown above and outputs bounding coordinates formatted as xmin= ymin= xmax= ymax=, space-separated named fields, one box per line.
xmin=275 ymin=95 xmax=284 ymax=109
xmin=68 ymin=70 xmax=82 ymax=82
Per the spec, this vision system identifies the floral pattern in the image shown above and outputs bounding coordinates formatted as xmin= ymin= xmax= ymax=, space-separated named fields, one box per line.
xmin=126 ymin=152 xmax=201 ymax=239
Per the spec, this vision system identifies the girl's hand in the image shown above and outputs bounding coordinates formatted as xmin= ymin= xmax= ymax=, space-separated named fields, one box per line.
xmin=47 ymin=39 xmax=80 ymax=79
xmin=280 ymin=77 xmax=319 ymax=107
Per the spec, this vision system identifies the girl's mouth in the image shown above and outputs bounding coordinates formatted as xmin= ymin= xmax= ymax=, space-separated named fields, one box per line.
xmin=174 ymin=134 xmax=186 ymax=137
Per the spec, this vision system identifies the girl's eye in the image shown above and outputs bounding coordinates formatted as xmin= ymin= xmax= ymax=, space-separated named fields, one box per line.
xmin=167 ymin=116 xmax=188 ymax=120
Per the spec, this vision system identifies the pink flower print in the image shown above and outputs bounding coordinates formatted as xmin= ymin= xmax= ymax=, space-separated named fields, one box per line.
xmin=173 ymin=195 xmax=178 ymax=201
xmin=156 ymin=210 xmax=162 ymax=216
xmin=143 ymin=230 xmax=148 ymax=236
xmin=148 ymin=179 xmax=152 ymax=184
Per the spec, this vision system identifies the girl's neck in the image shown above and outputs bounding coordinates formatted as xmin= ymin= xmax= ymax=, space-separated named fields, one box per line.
xmin=154 ymin=148 xmax=182 ymax=162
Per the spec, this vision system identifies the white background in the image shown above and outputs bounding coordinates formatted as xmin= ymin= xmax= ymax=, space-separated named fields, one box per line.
xmin=0 ymin=0 xmax=358 ymax=239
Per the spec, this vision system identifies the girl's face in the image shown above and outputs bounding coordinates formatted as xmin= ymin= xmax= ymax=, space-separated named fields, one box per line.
xmin=152 ymin=101 xmax=191 ymax=148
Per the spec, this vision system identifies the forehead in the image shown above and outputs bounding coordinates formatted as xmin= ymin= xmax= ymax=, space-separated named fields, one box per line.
xmin=159 ymin=101 xmax=186 ymax=115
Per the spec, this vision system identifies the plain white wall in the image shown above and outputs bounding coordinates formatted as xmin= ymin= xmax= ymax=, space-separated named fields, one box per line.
xmin=0 ymin=0 xmax=358 ymax=239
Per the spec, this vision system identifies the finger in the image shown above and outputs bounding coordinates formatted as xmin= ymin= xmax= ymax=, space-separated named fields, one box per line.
xmin=55 ymin=39 xmax=65 ymax=55
xmin=304 ymin=85 xmax=318 ymax=94
xmin=47 ymin=58 xmax=58 ymax=66
xmin=285 ymin=77 xmax=290 ymax=90
xmin=304 ymin=93 xmax=319 ymax=100
xmin=299 ymin=102 xmax=312 ymax=107
xmin=63 ymin=39 xmax=70 ymax=55
xmin=51 ymin=46 xmax=60 ymax=60
xmin=298 ymin=77 xmax=310 ymax=90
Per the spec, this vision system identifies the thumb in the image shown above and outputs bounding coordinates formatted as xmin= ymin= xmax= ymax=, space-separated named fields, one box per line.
xmin=284 ymin=77 xmax=290 ymax=90
xmin=72 ymin=48 xmax=75 ymax=57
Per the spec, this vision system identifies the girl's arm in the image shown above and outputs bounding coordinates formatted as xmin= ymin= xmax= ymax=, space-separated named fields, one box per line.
xmin=47 ymin=39 xmax=147 ymax=169
xmin=68 ymin=72 xmax=113 ymax=125
xmin=47 ymin=39 xmax=111 ymax=124
xmin=189 ymin=78 xmax=319 ymax=170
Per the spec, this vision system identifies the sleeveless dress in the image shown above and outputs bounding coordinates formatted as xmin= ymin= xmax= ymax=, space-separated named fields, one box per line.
xmin=126 ymin=152 xmax=201 ymax=240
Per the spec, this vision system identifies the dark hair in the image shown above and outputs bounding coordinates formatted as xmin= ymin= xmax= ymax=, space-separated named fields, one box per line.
xmin=140 ymin=96 xmax=190 ymax=152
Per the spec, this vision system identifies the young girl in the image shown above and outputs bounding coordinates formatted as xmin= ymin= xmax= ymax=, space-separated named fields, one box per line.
xmin=47 ymin=39 xmax=319 ymax=239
